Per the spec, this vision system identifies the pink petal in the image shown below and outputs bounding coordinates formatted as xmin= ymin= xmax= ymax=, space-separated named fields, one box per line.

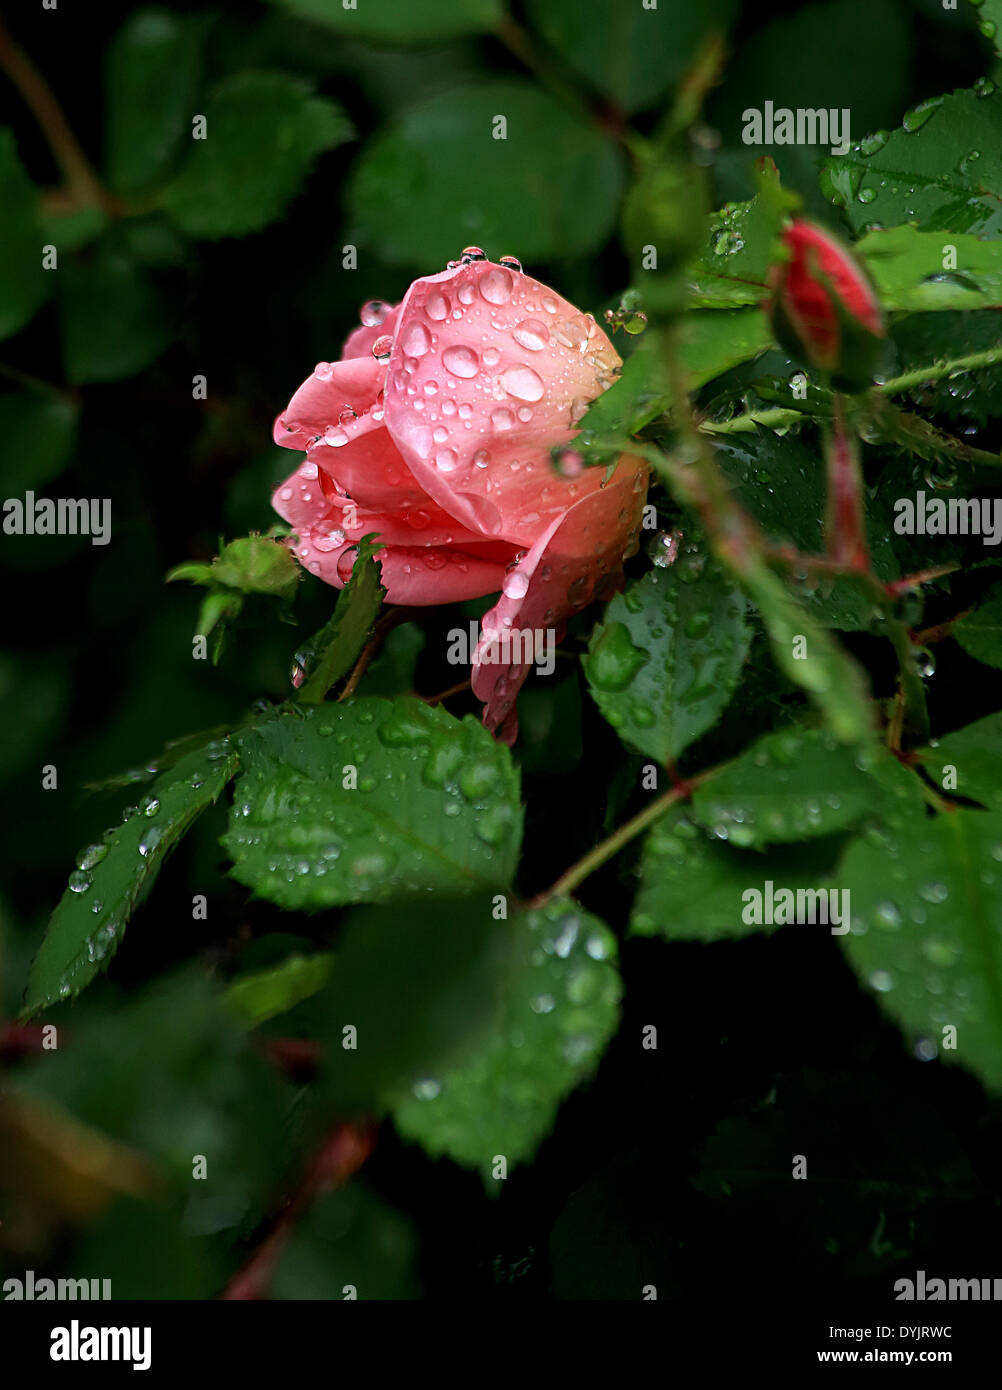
xmin=341 ymin=303 xmax=401 ymax=361
xmin=472 ymin=454 xmax=649 ymax=741
xmin=274 ymin=356 xmax=387 ymax=451
xmin=383 ymin=260 xmax=622 ymax=548
xmin=291 ymin=530 xmax=516 ymax=606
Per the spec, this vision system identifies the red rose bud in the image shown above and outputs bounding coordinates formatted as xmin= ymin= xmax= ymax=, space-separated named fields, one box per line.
xmin=767 ymin=220 xmax=885 ymax=392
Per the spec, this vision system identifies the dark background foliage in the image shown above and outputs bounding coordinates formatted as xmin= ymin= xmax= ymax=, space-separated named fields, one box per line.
xmin=2 ymin=0 xmax=1001 ymax=1301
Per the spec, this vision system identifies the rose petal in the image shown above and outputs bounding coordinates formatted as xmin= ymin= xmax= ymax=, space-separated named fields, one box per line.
xmin=274 ymin=356 xmax=388 ymax=451
xmin=472 ymin=455 xmax=649 ymax=740
xmin=384 ymin=260 xmax=622 ymax=548
xmin=292 ymin=530 xmax=515 ymax=606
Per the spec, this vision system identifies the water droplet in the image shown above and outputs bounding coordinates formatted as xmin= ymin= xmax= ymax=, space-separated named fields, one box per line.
xmin=857 ymin=187 xmax=877 ymax=204
xmin=498 ymin=255 xmax=522 ymax=272
xmin=502 ymin=570 xmax=529 ymax=599
xmin=479 ymin=267 xmax=513 ymax=305
xmin=460 ymin=245 xmax=486 ymax=261
xmin=500 ymin=365 xmax=544 ymax=402
xmin=138 ymin=826 xmax=163 ymax=858
xmin=442 ymin=345 xmax=479 ymax=378
xmin=400 ymin=322 xmax=431 ymax=357
xmin=902 ymin=95 xmax=944 ymax=132
xmin=360 ymin=299 xmax=389 ymax=327
xmin=76 ymin=843 xmax=108 ymax=871
xmin=313 ymin=361 xmax=333 ymax=381
xmin=435 ymin=448 xmax=458 ymax=472
xmin=68 ymin=869 xmax=92 ymax=893
xmin=473 ymin=448 xmax=490 ymax=469
xmin=426 ymin=291 xmax=449 ymax=321
xmin=337 ymin=547 xmax=359 ymax=582
xmin=371 ymin=334 xmax=393 ymax=362
xmin=491 ymin=406 xmax=514 ymax=431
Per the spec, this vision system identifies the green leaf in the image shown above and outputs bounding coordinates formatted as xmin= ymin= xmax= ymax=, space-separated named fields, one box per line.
xmin=163 ymin=73 xmax=352 ymax=239
xmin=857 ymin=225 xmax=1002 ymax=311
xmin=890 ymin=310 xmax=1002 ymax=425
xmin=953 ymin=583 xmax=1002 ymax=669
xmin=59 ymin=249 xmax=171 ymax=383
xmin=391 ymin=899 xmax=621 ymax=1182
xmin=313 ymin=892 xmax=510 ymax=1111
xmin=585 ymin=562 xmax=750 ymax=761
xmin=0 ymin=130 xmax=51 ymax=342
xmin=733 ymin=558 xmax=874 ymax=742
xmin=577 ymin=346 xmax=666 ymax=440
xmin=347 ymin=81 xmax=624 ymax=267
xmin=223 ymin=699 xmax=522 ymax=910
xmin=104 ymin=8 xmax=203 ymax=194
xmin=297 ymin=536 xmax=385 ymax=704
xmin=686 ymin=175 xmax=790 ymax=309
xmin=689 ymin=729 xmax=914 ymax=846
xmin=525 ymin=0 xmax=737 ymax=115
xmin=269 ymin=0 xmax=502 ymax=44
xmin=21 ymin=969 xmax=286 ymax=1202
xmin=24 ymin=740 xmax=239 ymax=1015
xmin=632 ymin=807 xmax=847 ymax=940
xmin=841 ymin=807 xmax=1002 ymax=1092
xmin=920 ymin=711 xmax=1002 ymax=811
xmin=679 ymin=309 xmax=773 ymax=387
xmin=0 ymin=393 xmax=78 ymax=494
xmin=823 ymin=86 xmax=1002 ymax=237
xmin=224 ymin=951 xmax=334 ymax=1025
xmin=714 ymin=427 xmax=900 ymax=630
xmin=969 ymin=0 xmax=1002 ymax=55
xmin=272 ymin=1186 xmax=418 ymax=1300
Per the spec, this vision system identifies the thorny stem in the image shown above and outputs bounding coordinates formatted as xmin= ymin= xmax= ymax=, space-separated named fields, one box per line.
xmin=531 ymin=765 xmax=723 ymax=907
xmin=0 ymin=18 xmax=114 ymax=214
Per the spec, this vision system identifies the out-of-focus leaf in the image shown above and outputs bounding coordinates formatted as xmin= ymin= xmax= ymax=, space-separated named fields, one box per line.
xmin=0 ymin=393 xmax=78 ymax=495
xmin=225 ymin=951 xmax=334 ymax=1025
xmin=920 ymin=711 xmax=1002 ymax=809
xmin=392 ymin=899 xmax=620 ymax=1184
xmin=856 ymin=225 xmax=1002 ymax=311
xmin=525 ymin=0 xmax=738 ymax=115
xmin=272 ymin=1185 xmax=418 ymax=1300
xmin=163 ymin=73 xmax=352 ymax=238
xmin=269 ymin=0 xmax=501 ymax=44
xmin=347 ymin=81 xmax=624 ymax=267
xmin=0 ymin=131 xmax=51 ymax=342
xmin=104 ymin=8 xmax=204 ymax=194
xmin=953 ymin=584 xmax=1002 ymax=670
xmin=59 ymin=249 xmax=171 ymax=383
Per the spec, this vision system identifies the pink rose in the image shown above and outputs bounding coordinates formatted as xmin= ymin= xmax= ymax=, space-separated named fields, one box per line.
xmin=272 ymin=253 xmax=649 ymax=742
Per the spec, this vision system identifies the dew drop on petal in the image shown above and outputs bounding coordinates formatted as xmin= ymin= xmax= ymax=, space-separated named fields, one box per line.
xmin=400 ymin=322 xmax=432 ymax=357
xmin=337 ymin=547 xmax=359 ymax=582
xmin=360 ymin=299 xmax=389 ymax=327
xmin=491 ymin=407 xmax=515 ymax=431
xmin=442 ymin=345 xmax=480 ymax=378
xmin=513 ymin=319 xmax=549 ymax=351
xmin=479 ymin=268 xmax=513 ymax=305
xmin=313 ymin=362 xmax=334 ymax=381
xmin=435 ymin=449 xmax=458 ymax=472
xmin=502 ymin=570 xmax=530 ymax=599
xmin=426 ymin=292 xmax=449 ymax=321
xmin=501 ymin=365 xmax=544 ymax=402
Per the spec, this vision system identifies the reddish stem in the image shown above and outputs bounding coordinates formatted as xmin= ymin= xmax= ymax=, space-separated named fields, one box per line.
xmin=222 ymin=1121 xmax=377 ymax=1300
